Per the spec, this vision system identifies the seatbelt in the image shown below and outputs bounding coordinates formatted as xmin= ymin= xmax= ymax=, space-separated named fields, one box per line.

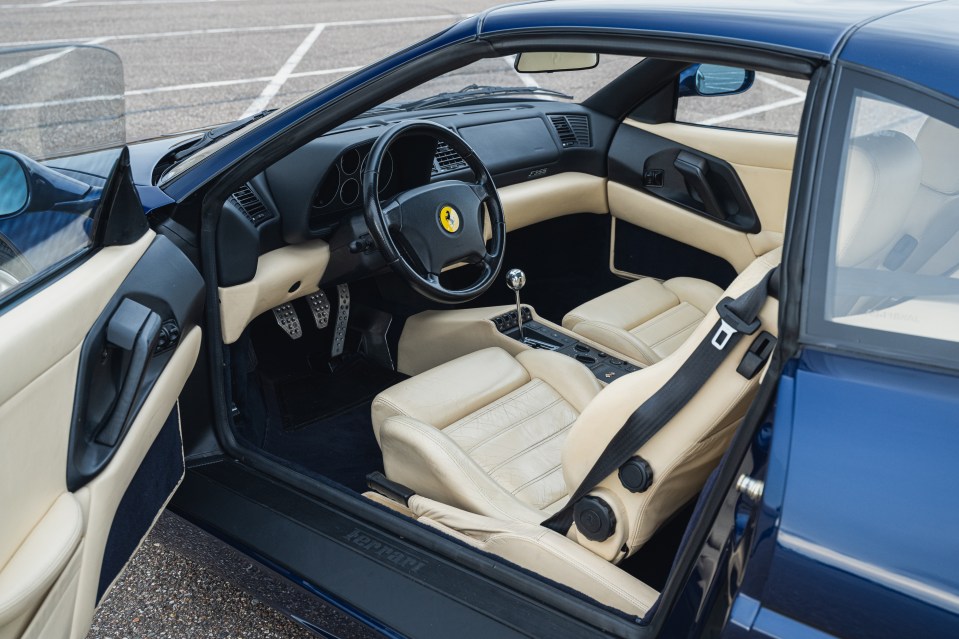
xmin=543 ymin=267 xmax=778 ymax=536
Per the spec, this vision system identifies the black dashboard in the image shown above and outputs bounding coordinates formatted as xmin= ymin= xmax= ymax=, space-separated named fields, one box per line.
xmin=215 ymin=101 xmax=616 ymax=288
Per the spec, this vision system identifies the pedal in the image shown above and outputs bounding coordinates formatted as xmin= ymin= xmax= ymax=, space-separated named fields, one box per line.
xmin=331 ymin=283 xmax=350 ymax=357
xmin=272 ymin=303 xmax=302 ymax=339
xmin=306 ymin=290 xmax=331 ymax=329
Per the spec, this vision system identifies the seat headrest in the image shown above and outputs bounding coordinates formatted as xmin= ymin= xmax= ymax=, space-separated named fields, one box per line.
xmin=916 ymin=117 xmax=959 ymax=194
xmin=836 ymin=131 xmax=922 ymax=267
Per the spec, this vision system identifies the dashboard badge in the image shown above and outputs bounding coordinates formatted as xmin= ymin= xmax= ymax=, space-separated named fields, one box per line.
xmin=439 ymin=205 xmax=460 ymax=233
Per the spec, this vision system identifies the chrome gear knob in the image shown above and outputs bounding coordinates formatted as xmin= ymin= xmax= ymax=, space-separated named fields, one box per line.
xmin=506 ymin=268 xmax=526 ymax=291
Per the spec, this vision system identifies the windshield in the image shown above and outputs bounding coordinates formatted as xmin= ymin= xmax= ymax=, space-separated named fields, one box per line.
xmin=383 ymin=54 xmax=641 ymax=108
xmin=0 ymin=45 xmax=125 ymax=160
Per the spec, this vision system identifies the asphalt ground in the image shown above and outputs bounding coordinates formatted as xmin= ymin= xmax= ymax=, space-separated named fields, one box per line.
xmin=0 ymin=1 xmax=807 ymax=637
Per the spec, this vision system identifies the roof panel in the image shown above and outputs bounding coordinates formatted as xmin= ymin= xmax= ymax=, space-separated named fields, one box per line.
xmin=481 ymin=0 xmax=925 ymax=58
xmin=840 ymin=1 xmax=959 ymax=101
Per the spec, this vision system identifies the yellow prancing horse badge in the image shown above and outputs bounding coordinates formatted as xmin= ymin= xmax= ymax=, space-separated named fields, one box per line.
xmin=439 ymin=205 xmax=460 ymax=233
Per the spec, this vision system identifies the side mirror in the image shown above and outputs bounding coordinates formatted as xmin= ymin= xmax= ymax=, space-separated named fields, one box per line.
xmin=678 ymin=64 xmax=755 ymax=98
xmin=514 ymin=51 xmax=599 ymax=73
xmin=0 ymin=153 xmax=29 ymax=217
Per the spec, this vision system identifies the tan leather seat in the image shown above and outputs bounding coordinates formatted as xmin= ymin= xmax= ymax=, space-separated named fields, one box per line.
xmin=373 ymin=248 xmax=779 ymax=562
xmin=562 ymin=276 xmax=723 ymax=366
xmin=370 ymin=127 xmax=918 ymax=571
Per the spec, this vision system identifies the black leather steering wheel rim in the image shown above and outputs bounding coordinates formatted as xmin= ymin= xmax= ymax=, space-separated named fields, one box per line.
xmin=362 ymin=120 xmax=506 ymax=303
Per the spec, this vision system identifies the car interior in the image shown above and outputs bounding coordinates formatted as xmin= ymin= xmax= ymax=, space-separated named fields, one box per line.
xmin=200 ymin=50 xmax=798 ymax=619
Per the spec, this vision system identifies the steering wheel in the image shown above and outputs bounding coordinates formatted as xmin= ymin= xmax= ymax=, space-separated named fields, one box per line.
xmin=362 ymin=120 xmax=505 ymax=303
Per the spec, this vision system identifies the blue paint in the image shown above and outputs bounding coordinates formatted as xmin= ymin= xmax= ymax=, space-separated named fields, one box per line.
xmin=840 ymin=2 xmax=959 ymax=101
xmin=756 ymin=350 xmax=959 ymax=638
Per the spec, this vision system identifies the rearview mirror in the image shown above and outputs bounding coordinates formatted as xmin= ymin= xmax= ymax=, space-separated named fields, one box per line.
xmin=0 ymin=153 xmax=28 ymax=217
xmin=678 ymin=64 xmax=755 ymax=97
xmin=514 ymin=52 xmax=600 ymax=73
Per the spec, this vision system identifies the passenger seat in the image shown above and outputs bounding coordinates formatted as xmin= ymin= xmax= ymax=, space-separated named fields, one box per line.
xmin=562 ymin=276 xmax=723 ymax=366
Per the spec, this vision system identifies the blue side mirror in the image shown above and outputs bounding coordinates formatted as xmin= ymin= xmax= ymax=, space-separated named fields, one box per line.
xmin=678 ymin=64 xmax=756 ymax=98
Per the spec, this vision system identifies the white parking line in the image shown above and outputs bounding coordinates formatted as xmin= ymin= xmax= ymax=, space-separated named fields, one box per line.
xmin=242 ymin=23 xmax=324 ymax=117
xmin=0 ymin=35 xmax=108 ymax=80
xmin=698 ymin=95 xmax=806 ymax=126
xmin=502 ymin=55 xmax=540 ymax=88
xmin=756 ymin=74 xmax=807 ymax=98
xmin=0 ymin=64 xmax=361 ymax=112
xmin=0 ymin=14 xmax=469 ymax=48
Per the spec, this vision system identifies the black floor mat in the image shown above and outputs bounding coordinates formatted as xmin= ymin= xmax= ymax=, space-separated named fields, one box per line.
xmin=260 ymin=402 xmax=385 ymax=493
xmin=272 ymin=356 xmax=407 ymax=430
xmin=258 ymin=356 xmax=407 ymax=492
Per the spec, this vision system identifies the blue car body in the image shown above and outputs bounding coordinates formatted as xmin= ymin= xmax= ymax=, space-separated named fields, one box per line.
xmin=151 ymin=3 xmax=959 ymax=637
xmin=8 ymin=1 xmax=956 ymax=637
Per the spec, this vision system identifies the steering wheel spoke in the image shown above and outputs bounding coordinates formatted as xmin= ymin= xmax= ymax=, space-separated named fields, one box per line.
xmin=363 ymin=120 xmax=506 ymax=304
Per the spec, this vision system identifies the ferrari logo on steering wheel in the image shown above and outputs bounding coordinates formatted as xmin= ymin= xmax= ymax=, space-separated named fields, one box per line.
xmin=439 ymin=205 xmax=460 ymax=234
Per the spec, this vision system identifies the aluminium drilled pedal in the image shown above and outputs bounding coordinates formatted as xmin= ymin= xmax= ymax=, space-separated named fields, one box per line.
xmin=306 ymin=290 xmax=331 ymax=329
xmin=331 ymin=283 xmax=350 ymax=357
xmin=272 ymin=302 xmax=302 ymax=339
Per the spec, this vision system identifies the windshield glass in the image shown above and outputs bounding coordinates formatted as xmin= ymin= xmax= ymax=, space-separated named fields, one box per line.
xmin=383 ymin=54 xmax=641 ymax=107
xmin=0 ymin=45 xmax=125 ymax=160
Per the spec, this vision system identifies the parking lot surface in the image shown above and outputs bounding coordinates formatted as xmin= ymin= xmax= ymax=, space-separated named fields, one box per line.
xmin=0 ymin=0 xmax=807 ymax=637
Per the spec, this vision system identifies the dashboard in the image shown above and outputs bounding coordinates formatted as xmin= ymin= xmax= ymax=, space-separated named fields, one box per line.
xmin=215 ymin=101 xmax=616 ymax=288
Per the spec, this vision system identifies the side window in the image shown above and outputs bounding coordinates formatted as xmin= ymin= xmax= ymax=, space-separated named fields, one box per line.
xmin=676 ymin=66 xmax=808 ymax=135
xmin=0 ymin=152 xmax=101 ymax=300
xmin=804 ymin=70 xmax=959 ymax=367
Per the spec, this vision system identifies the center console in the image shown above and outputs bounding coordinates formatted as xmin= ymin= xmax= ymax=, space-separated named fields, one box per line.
xmin=490 ymin=307 xmax=640 ymax=383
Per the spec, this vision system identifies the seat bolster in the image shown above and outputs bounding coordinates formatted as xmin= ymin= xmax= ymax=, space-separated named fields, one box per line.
xmin=562 ymin=278 xmax=679 ymax=332
xmin=372 ymin=347 xmax=529 ymax=440
xmin=409 ymin=495 xmax=659 ymax=617
xmin=663 ymin=277 xmax=723 ymax=314
xmin=564 ymin=320 xmax=658 ymax=366
xmin=515 ymin=350 xmax=601 ymax=413
xmin=379 ymin=415 xmax=545 ymax=525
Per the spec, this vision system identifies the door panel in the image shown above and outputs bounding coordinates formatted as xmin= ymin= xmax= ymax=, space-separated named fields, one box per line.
xmin=0 ymin=172 xmax=203 ymax=637
xmin=607 ymin=120 xmax=795 ymax=277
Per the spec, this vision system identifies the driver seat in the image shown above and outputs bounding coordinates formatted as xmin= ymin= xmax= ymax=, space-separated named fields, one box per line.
xmin=373 ymin=247 xmax=780 ymax=561
xmin=371 ymin=128 xmax=920 ymax=562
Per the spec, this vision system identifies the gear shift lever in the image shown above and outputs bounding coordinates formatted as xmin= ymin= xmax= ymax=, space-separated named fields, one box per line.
xmin=506 ymin=268 xmax=526 ymax=341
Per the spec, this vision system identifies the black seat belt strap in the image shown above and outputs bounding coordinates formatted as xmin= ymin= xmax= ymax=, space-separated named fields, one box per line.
xmin=542 ymin=267 xmax=778 ymax=535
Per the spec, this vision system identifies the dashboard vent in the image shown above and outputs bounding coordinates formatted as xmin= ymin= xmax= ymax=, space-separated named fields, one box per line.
xmin=432 ymin=140 xmax=468 ymax=174
xmin=549 ymin=114 xmax=591 ymax=148
xmin=230 ymin=183 xmax=273 ymax=226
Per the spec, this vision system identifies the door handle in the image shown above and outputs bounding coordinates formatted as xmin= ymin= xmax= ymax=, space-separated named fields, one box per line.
xmin=673 ymin=150 xmax=727 ymax=220
xmin=94 ymin=298 xmax=162 ymax=446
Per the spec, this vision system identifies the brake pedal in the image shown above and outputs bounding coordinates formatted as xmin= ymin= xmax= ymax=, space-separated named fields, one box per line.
xmin=306 ymin=290 xmax=331 ymax=329
xmin=272 ymin=303 xmax=302 ymax=340
xmin=331 ymin=283 xmax=350 ymax=357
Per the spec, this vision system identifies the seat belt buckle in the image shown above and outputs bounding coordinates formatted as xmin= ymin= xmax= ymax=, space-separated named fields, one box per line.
xmin=711 ymin=297 xmax=761 ymax=351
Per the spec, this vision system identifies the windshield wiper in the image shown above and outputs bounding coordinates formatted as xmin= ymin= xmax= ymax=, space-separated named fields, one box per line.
xmin=400 ymin=84 xmax=572 ymax=111
xmin=172 ymin=109 xmax=275 ymax=161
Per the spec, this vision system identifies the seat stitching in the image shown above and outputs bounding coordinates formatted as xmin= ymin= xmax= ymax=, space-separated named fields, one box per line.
xmin=464 ymin=395 xmax=566 ymax=454
xmin=642 ymin=315 xmax=702 ymax=349
xmin=486 ymin=421 xmax=575 ymax=475
xmin=509 ymin=463 xmax=564 ymax=496
xmin=444 ymin=380 xmax=544 ymax=436
xmin=385 ymin=416 xmax=539 ymax=522
xmin=627 ymin=301 xmax=687 ymax=332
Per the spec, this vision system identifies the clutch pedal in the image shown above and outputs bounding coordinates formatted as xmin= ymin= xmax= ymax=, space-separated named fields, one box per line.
xmin=272 ymin=302 xmax=302 ymax=339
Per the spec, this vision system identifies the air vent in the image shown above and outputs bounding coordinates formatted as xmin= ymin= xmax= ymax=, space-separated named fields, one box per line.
xmin=432 ymin=140 xmax=468 ymax=174
xmin=549 ymin=114 xmax=591 ymax=148
xmin=230 ymin=184 xmax=273 ymax=227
